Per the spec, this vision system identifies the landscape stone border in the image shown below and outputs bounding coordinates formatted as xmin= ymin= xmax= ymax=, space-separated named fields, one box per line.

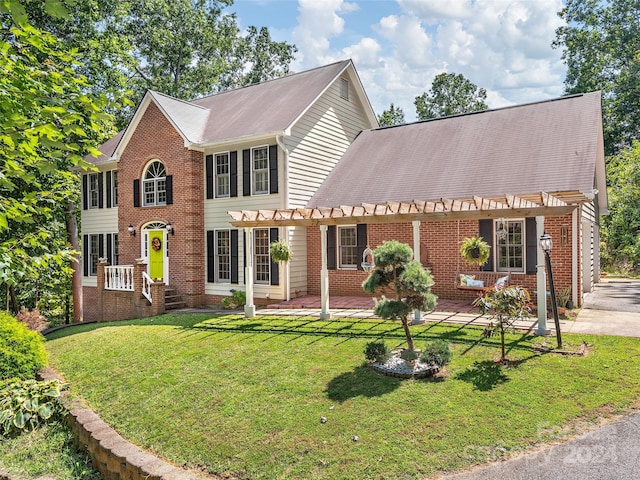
xmin=37 ymin=367 xmax=214 ymax=480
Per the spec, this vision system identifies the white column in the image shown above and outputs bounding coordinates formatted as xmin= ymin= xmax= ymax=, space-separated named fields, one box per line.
xmin=412 ymin=220 xmax=423 ymax=324
xmin=244 ymin=227 xmax=256 ymax=318
xmin=285 ymin=227 xmax=291 ymax=301
xmin=320 ymin=225 xmax=332 ymax=320
xmin=536 ymin=216 xmax=550 ymax=335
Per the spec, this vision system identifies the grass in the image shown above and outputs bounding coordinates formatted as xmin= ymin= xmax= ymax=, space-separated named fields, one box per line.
xmin=45 ymin=313 xmax=640 ymax=479
xmin=0 ymin=421 xmax=101 ymax=479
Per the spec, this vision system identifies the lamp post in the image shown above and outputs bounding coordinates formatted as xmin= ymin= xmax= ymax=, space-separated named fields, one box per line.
xmin=540 ymin=232 xmax=562 ymax=348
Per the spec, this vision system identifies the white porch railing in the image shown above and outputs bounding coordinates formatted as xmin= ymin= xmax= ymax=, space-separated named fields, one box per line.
xmin=104 ymin=265 xmax=134 ymax=291
xmin=142 ymin=271 xmax=153 ymax=304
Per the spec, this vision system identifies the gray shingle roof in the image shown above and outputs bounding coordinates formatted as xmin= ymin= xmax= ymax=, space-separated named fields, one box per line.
xmin=308 ymin=92 xmax=604 ymax=208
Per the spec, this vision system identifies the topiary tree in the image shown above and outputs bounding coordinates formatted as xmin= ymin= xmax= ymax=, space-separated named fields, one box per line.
xmin=362 ymin=241 xmax=437 ymax=351
xmin=473 ymin=285 xmax=531 ymax=363
xmin=0 ymin=311 xmax=48 ymax=380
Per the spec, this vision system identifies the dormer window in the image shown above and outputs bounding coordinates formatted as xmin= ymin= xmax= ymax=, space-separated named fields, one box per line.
xmin=143 ymin=160 xmax=167 ymax=206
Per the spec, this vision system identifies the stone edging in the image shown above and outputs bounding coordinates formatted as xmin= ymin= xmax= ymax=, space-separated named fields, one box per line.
xmin=38 ymin=367 xmax=212 ymax=480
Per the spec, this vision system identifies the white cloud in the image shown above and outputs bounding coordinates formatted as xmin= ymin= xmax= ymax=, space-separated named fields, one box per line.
xmin=375 ymin=14 xmax=433 ymax=67
xmin=341 ymin=37 xmax=382 ymax=68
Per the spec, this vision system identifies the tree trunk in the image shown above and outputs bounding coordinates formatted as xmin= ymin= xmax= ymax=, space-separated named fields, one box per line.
xmin=402 ymin=318 xmax=415 ymax=351
xmin=8 ymin=285 xmax=19 ymax=314
xmin=500 ymin=324 xmax=506 ymax=363
xmin=66 ymin=202 xmax=83 ymax=323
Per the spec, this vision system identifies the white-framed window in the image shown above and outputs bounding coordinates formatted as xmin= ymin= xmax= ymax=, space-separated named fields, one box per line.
xmin=110 ymin=233 xmax=119 ymax=266
xmin=254 ymin=228 xmax=270 ymax=284
xmin=143 ymin=160 xmax=167 ymax=206
xmin=111 ymin=170 xmax=118 ymax=207
xmin=340 ymin=78 xmax=349 ymax=100
xmin=338 ymin=225 xmax=358 ymax=269
xmin=216 ymin=230 xmax=231 ymax=282
xmin=88 ymin=173 xmax=100 ymax=209
xmin=252 ymin=146 xmax=269 ymax=195
xmin=215 ymin=152 xmax=230 ymax=198
xmin=89 ymin=234 xmax=100 ymax=276
xmin=496 ymin=219 xmax=525 ymax=272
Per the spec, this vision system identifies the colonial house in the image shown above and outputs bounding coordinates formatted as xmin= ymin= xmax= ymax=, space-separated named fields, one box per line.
xmin=81 ymin=59 xmax=606 ymax=325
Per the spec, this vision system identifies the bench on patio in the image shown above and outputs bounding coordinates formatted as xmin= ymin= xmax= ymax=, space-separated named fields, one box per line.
xmin=455 ymin=272 xmax=510 ymax=292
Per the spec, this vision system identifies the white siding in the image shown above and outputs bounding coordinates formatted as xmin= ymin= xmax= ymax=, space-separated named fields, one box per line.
xmin=581 ymin=202 xmax=598 ymax=292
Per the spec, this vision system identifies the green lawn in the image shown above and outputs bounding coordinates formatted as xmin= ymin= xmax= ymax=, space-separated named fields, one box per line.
xmin=45 ymin=313 xmax=640 ymax=479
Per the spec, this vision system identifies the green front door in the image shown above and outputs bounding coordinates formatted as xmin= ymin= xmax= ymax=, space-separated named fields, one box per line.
xmin=148 ymin=229 xmax=165 ymax=280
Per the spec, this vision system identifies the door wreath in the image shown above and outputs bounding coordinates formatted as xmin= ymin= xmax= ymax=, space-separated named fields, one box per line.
xmin=151 ymin=237 xmax=162 ymax=251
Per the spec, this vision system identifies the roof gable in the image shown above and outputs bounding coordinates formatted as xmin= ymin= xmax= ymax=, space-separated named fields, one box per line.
xmin=308 ymin=92 xmax=606 ymax=210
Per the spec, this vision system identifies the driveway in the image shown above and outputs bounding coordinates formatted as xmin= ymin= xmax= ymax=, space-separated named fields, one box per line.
xmin=583 ymin=278 xmax=640 ymax=312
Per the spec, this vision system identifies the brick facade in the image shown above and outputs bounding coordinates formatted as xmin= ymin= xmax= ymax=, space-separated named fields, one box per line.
xmin=307 ymin=215 xmax=579 ymax=306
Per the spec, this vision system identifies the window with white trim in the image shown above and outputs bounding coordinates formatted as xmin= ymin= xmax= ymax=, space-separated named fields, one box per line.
xmin=143 ymin=161 xmax=167 ymax=206
xmin=496 ymin=219 xmax=524 ymax=272
xmin=215 ymin=153 xmax=230 ymax=198
xmin=254 ymin=228 xmax=270 ymax=284
xmin=338 ymin=226 xmax=358 ymax=268
xmin=216 ymin=230 xmax=230 ymax=282
xmin=88 ymin=173 xmax=100 ymax=209
xmin=252 ymin=146 xmax=269 ymax=195
xmin=111 ymin=171 xmax=118 ymax=207
xmin=89 ymin=234 xmax=100 ymax=276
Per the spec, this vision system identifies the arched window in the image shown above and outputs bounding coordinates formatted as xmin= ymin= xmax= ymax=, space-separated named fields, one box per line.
xmin=143 ymin=161 xmax=167 ymax=206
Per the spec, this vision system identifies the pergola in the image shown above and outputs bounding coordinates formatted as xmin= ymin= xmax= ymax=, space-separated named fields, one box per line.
xmin=228 ymin=190 xmax=590 ymax=335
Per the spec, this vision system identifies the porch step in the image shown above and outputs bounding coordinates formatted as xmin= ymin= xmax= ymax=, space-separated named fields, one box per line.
xmin=164 ymin=287 xmax=186 ymax=310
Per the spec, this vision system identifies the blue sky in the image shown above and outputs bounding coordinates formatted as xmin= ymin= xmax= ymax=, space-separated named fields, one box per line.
xmin=228 ymin=0 xmax=567 ymax=121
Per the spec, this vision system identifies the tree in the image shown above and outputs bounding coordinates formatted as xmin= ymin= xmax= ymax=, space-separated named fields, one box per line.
xmin=601 ymin=141 xmax=640 ymax=270
xmin=1 ymin=3 xmax=114 ymax=319
xmin=362 ymin=241 xmax=437 ymax=351
xmin=473 ymin=286 xmax=531 ymax=363
xmin=554 ymin=0 xmax=640 ymax=155
xmin=377 ymin=103 xmax=405 ymax=126
xmin=414 ymin=72 xmax=488 ymax=120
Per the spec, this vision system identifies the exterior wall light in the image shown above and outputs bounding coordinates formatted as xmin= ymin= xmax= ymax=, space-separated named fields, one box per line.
xmin=128 ymin=224 xmax=136 ymax=236
xmin=166 ymin=222 xmax=174 ymax=235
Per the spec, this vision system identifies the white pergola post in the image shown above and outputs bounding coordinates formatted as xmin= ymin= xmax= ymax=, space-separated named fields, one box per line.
xmin=412 ymin=220 xmax=423 ymax=324
xmin=536 ymin=216 xmax=550 ymax=335
xmin=244 ymin=227 xmax=256 ymax=318
xmin=320 ymin=225 xmax=332 ymax=320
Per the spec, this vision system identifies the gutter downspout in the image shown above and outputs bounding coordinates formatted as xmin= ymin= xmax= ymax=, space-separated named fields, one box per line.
xmin=276 ymin=134 xmax=291 ymax=301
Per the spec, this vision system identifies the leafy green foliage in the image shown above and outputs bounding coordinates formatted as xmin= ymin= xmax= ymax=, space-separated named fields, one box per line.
xmin=601 ymin=141 xmax=640 ymax=271
xmin=473 ymin=286 xmax=531 ymax=362
xmin=0 ymin=312 xmax=47 ymax=380
xmin=420 ymin=340 xmax=452 ymax=366
xmin=399 ymin=348 xmax=418 ymax=362
xmin=459 ymin=235 xmax=491 ymax=266
xmin=554 ymin=0 xmax=640 ymax=154
xmin=362 ymin=241 xmax=437 ymax=350
xmin=221 ymin=289 xmax=246 ymax=309
xmin=269 ymin=240 xmax=293 ymax=263
xmin=0 ymin=379 xmax=64 ymax=437
xmin=363 ymin=341 xmax=389 ymax=363
xmin=377 ymin=103 xmax=405 ymax=126
xmin=414 ymin=72 xmax=488 ymax=120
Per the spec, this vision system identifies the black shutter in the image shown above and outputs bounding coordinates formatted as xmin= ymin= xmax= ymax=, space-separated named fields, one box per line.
xmin=83 ymin=235 xmax=89 ymax=276
xmin=206 ymin=154 xmax=214 ymax=199
xmin=97 ymin=172 xmax=104 ymax=208
xmin=242 ymin=230 xmax=246 ymax=285
xmin=98 ymin=234 xmax=104 ymax=258
xmin=270 ymin=228 xmax=279 ymax=285
xmin=242 ymin=149 xmax=250 ymax=196
xmin=327 ymin=226 xmax=337 ymax=270
xmin=478 ymin=219 xmax=494 ymax=271
xmin=269 ymin=145 xmax=278 ymax=194
xmin=133 ymin=179 xmax=140 ymax=207
xmin=106 ymin=234 xmax=113 ymax=265
xmin=230 ymin=151 xmax=238 ymax=197
xmin=525 ymin=218 xmax=537 ymax=274
xmin=356 ymin=224 xmax=367 ymax=270
xmin=206 ymin=231 xmax=215 ymax=282
xmin=231 ymin=229 xmax=239 ymax=284
xmin=166 ymin=175 xmax=173 ymax=205
xmin=106 ymin=171 xmax=112 ymax=208
xmin=82 ymin=175 xmax=88 ymax=210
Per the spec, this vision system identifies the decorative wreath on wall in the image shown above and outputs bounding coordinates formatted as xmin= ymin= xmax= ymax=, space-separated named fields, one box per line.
xmin=151 ymin=237 xmax=162 ymax=251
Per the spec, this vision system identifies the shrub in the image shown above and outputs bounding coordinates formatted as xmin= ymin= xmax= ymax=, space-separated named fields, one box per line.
xmin=363 ymin=341 xmax=389 ymax=363
xmin=0 ymin=379 xmax=64 ymax=437
xmin=16 ymin=307 xmax=50 ymax=333
xmin=400 ymin=348 xmax=418 ymax=362
xmin=269 ymin=240 xmax=293 ymax=263
xmin=221 ymin=289 xmax=246 ymax=309
xmin=420 ymin=340 xmax=452 ymax=366
xmin=0 ymin=311 xmax=48 ymax=380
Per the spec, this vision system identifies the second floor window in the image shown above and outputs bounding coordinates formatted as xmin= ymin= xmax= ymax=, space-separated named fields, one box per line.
xmin=111 ymin=171 xmax=118 ymax=207
xmin=216 ymin=153 xmax=230 ymax=198
xmin=89 ymin=173 xmax=100 ymax=209
xmin=252 ymin=146 xmax=269 ymax=195
xmin=143 ymin=161 xmax=167 ymax=206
